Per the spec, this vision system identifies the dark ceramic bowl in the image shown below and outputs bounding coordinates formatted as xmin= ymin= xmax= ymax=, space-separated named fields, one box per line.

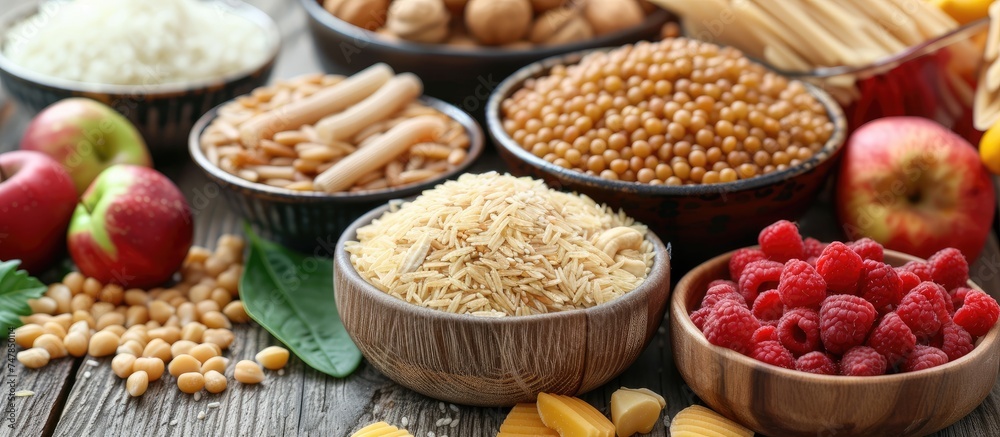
xmin=0 ymin=0 xmax=280 ymax=155
xmin=300 ymin=0 xmax=672 ymax=108
xmin=188 ymin=96 xmax=484 ymax=249
xmin=486 ymin=49 xmax=848 ymax=266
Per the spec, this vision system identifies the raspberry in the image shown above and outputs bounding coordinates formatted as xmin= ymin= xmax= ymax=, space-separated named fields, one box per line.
xmin=819 ymin=295 xmax=877 ymax=355
xmin=866 ymin=312 xmax=916 ymax=366
xmin=897 ymin=289 xmax=943 ymax=340
xmin=848 ymin=238 xmax=884 ymax=262
xmin=938 ymin=322 xmax=975 ymax=361
xmin=795 ymin=351 xmax=838 ymax=375
xmin=928 ymin=248 xmax=970 ymax=291
xmin=815 ymin=242 xmax=863 ymax=294
xmin=702 ymin=300 xmax=760 ymax=355
xmin=778 ymin=260 xmax=827 ymax=308
xmin=758 ymin=220 xmax=804 ymax=262
xmin=752 ymin=325 xmax=778 ymax=344
xmin=953 ymin=290 xmax=1000 ymax=337
xmin=690 ymin=306 xmax=712 ymax=331
xmin=738 ymin=260 xmax=783 ymax=304
xmin=901 ymin=345 xmax=949 ymax=372
xmin=708 ymin=279 xmax=738 ymax=290
xmin=751 ymin=340 xmax=796 ymax=369
xmin=752 ymin=289 xmax=784 ymax=324
xmin=897 ymin=261 xmax=932 ymax=282
xmin=777 ymin=308 xmax=822 ymax=356
xmin=728 ymin=249 xmax=767 ymax=281
xmin=803 ymin=237 xmax=826 ymax=258
xmin=840 ymin=346 xmax=887 ymax=376
xmin=910 ymin=282 xmax=952 ymax=323
xmin=951 ymin=287 xmax=973 ymax=311
xmin=858 ymin=259 xmax=903 ymax=314
xmin=897 ymin=271 xmax=921 ymax=295
xmin=702 ymin=282 xmax=746 ymax=309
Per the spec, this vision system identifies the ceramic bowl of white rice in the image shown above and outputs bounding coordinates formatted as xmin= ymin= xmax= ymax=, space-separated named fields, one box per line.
xmin=0 ymin=0 xmax=281 ymax=153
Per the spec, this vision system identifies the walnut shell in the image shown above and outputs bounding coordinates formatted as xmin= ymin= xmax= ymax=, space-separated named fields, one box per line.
xmin=465 ymin=0 xmax=533 ymax=45
xmin=583 ymin=0 xmax=643 ymax=35
xmin=324 ymin=0 xmax=389 ymax=31
xmin=386 ymin=0 xmax=451 ymax=43
xmin=529 ymin=0 xmax=564 ymax=13
xmin=529 ymin=7 xmax=593 ymax=45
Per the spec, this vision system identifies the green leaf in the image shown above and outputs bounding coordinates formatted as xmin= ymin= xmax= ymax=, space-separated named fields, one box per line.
xmin=239 ymin=225 xmax=362 ymax=378
xmin=0 ymin=260 xmax=47 ymax=334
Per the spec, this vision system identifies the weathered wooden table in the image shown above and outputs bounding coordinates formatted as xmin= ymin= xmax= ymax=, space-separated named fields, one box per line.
xmin=3 ymin=1 xmax=1000 ymax=436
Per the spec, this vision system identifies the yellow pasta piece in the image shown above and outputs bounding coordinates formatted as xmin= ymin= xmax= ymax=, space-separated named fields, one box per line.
xmin=351 ymin=421 xmax=414 ymax=437
xmin=611 ymin=387 xmax=666 ymax=436
xmin=669 ymin=405 xmax=753 ymax=437
xmin=537 ymin=393 xmax=614 ymax=437
xmin=498 ymin=403 xmax=559 ymax=437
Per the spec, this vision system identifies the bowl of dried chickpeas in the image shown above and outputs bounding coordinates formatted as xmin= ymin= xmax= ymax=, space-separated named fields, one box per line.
xmin=486 ymin=38 xmax=847 ymax=265
xmin=188 ymin=65 xmax=484 ymax=248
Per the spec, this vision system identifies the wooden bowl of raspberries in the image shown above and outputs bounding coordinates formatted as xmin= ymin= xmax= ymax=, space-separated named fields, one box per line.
xmin=670 ymin=220 xmax=1000 ymax=437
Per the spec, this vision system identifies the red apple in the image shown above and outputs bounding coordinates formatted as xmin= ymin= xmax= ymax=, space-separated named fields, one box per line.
xmin=20 ymin=97 xmax=152 ymax=193
xmin=836 ymin=116 xmax=996 ymax=261
xmin=67 ymin=165 xmax=193 ymax=288
xmin=0 ymin=151 xmax=79 ymax=273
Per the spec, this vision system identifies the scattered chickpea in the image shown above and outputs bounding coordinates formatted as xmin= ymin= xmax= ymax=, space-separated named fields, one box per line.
xmin=195 ymin=301 xmax=221 ymax=317
xmin=256 ymin=346 xmax=290 ymax=370
xmin=71 ymin=310 xmax=95 ymax=328
xmin=117 ymin=340 xmax=145 ymax=357
xmin=96 ymin=312 xmax=126 ymax=331
xmin=148 ymin=327 xmax=181 ymax=344
xmin=202 ymin=329 xmax=235 ymax=350
xmin=14 ymin=324 xmax=44 ymax=348
xmin=127 ymin=371 xmax=149 ymax=397
xmin=178 ymin=372 xmax=206 ymax=394
xmin=70 ymin=294 xmax=95 ymax=313
xmin=101 ymin=325 xmax=126 ymax=337
xmin=234 ymin=360 xmax=264 ymax=384
xmin=189 ymin=344 xmax=220 ymax=363
xmin=33 ymin=334 xmax=67 ymax=359
xmin=17 ymin=348 xmax=50 ymax=369
xmin=222 ymin=301 xmax=249 ymax=324
xmin=132 ymin=357 xmax=165 ymax=381
xmin=64 ymin=332 xmax=89 ymax=357
xmin=142 ymin=339 xmax=172 ymax=363
xmin=27 ymin=297 xmax=57 ymax=315
xmin=99 ymin=284 xmax=124 ymax=305
xmin=169 ymin=354 xmax=202 ymax=377
xmin=88 ymin=331 xmax=120 ymax=357
xmin=112 ymin=354 xmax=137 ymax=379
xmin=201 ymin=311 xmax=231 ymax=330
xmin=171 ymin=340 xmax=198 ymax=359
xmin=46 ymin=284 xmax=72 ymax=314
xmin=204 ymin=370 xmax=227 ymax=394
xmin=182 ymin=323 xmax=207 ymax=343
xmin=148 ymin=301 xmax=175 ymax=325
xmin=200 ymin=356 xmax=229 ymax=375
xmin=42 ymin=321 xmax=66 ymax=338
xmin=62 ymin=272 xmax=85 ymax=295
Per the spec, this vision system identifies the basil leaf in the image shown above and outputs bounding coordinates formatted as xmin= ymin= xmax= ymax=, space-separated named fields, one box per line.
xmin=0 ymin=260 xmax=47 ymax=334
xmin=239 ymin=226 xmax=362 ymax=378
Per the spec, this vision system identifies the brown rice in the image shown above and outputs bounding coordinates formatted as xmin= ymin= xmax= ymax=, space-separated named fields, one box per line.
xmin=345 ymin=172 xmax=655 ymax=317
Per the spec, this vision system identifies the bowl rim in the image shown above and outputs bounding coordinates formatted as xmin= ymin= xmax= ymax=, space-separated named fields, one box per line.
xmin=484 ymin=44 xmax=849 ymax=197
xmin=671 ymin=246 xmax=1000 ymax=384
xmin=0 ymin=0 xmax=282 ymax=95
xmin=298 ymin=0 xmax=672 ymax=58
xmin=188 ymin=94 xmax=486 ymax=201
xmin=334 ymin=201 xmax=672 ymax=324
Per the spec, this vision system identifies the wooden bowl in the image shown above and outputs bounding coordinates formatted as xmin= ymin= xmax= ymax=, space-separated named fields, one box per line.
xmin=334 ymin=203 xmax=672 ymax=406
xmin=0 ymin=0 xmax=280 ymax=155
xmin=485 ymin=48 xmax=848 ymax=269
xmin=670 ymin=248 xmax=1000 ymax=437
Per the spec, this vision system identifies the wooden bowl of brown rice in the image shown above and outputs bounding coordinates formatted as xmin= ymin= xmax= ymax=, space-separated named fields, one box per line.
xmin=333 ymin=173 xmax=672 ymax=406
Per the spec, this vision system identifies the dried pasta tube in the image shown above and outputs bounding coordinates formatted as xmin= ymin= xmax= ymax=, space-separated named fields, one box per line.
xmin=670 ymin=405 xmax=753 ymax=437
xmin=314 ymin=116 xmax=445 ymax=192
xmin=239 ymin=63 xmax=394 ymax=147
xmin=315 ymin=73 xmax=423 ymax=144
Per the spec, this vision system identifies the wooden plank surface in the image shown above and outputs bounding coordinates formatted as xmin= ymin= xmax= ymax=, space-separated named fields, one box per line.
xmin=2 ymin=1 xmax=1000 ymax=436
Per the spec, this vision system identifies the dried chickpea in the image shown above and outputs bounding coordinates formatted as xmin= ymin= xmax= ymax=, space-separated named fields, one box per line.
xmin=234 ymin=360 xmax=264 ymax=384
xmin=142 ymin=339 xmax=172 ymax=363
xmin=188 ymin=285 xmax=213 ymax=303
xmin=43 ymin=321 xmax=67 ymax=338
xmin=51 ymin=313 xmax=72 ymax=329
xmin=127 ymin=371 xmax=149 ymax=397
xmin=148 ymin=327 xmax=181 ymax=344
xmin=17 ymin=348 xmax=50 ymax=369
xmin=204 ymin=370 xmax=228 ymax=394
xmin=118 ymin=340 xmax=145 ymax=357
xmin=223 ymin=301 xmax=249 ymax=324
xmin=132 ymin=357 xmax=165 ymax=381
xmin=64 ymin=332 xmax=89 ymax=357
xmin=101 ymin=325 xmax=126 ymax=337
xmin=201 ymin=356 xmax=229 ymax=375
xmin=255 ymin=346 xmax=290 ymax=370
xmin=169 ymin=355 xmax=202 ymax=377
xmin=113 ymin=353 xmax=137 ymax=378
xmin=99 ymin=284 xmax=124 ymax=305
xmin=125 ymin=306 xmax=150 ymax=327
xmin=14 ymin=324 xmax=45 ymax=348
xmin=46 ymin=284 xmax=72 ymax=314
xmin=82 ymin=277 xmax=102 ymax=300
xmin=70 ymin=294 xmax=95 ymax=313
xmin=90 ymin=302 xmax=115 ymax=322
xmin=88 ymin=331 xmax=119 ymax=357
xmin=178 ymin=372 xmax=206 ymax=394
xmin=148 ymin=301 xmax=175 ymax=324
xmin=195 ymin=300 xmax=220 ymax=316
xmin=123 ymin=289 xmax=149 ymax=306
xmin=164 ymin=315 xmax=182 ymax=329
xmin=216 ymin=268 xmax=240 ymax=295
xmin=96 ymin=312 xmax=126 ymax=331
xmin=34 ymin=334 xmax=67 ymax=359
xmin=120 ymin=328 xmax=149 ymax=346
xmin=201 ymin=311 xmax=231 ymax=329
xmin=63 ymin=272 xmax=85 ymax=295
xmin=71 ymin=310 xmax=96 ymax=328
xmin=210 ymin=288 xmax=233 ymax=308
xmin=202 ymin=329 xmax=235 ymax=350
xmin=189 ymin=344 xmax=220 ymax=363
xmin=177 ymin=303 xmax=198 ymax=326
xmin=182 ymin=323 xmax=207 ymax=343
xmin=171 ymin=340 xmax=198 ymax=358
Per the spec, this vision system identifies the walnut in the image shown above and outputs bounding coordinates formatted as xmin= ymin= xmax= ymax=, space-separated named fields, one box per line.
xmin=323 ymin=0 xmax=389 ymax=31
xmin=386 ymin=0 xmax=451 ymax=43
xmin=529 ymin=0 xmax=564 ymax=13
xmin=529 ymin=7 xmax=593 ymax=45
xmin=464 ymin=0 xmax=533 ymax=45
xmin=583 ymin=0 xmax=643 ymax=35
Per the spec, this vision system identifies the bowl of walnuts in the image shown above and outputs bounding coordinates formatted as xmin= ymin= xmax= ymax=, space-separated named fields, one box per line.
xmin=301 ymin=0 xmax=673 ymax=107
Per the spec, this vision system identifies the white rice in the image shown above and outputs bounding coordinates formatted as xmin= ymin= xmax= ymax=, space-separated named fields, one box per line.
xmin=2 ymin=0 xmax=269 ymax=85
